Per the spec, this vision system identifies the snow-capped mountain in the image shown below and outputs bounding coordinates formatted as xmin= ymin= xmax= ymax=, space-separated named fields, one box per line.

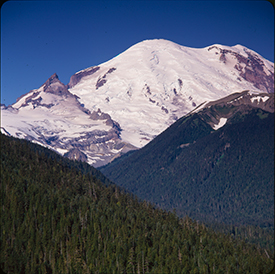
xmin=1 ymin=39 xmax=274 ymax=166
xmin=1 ymin=73 xmax=135 ymax=166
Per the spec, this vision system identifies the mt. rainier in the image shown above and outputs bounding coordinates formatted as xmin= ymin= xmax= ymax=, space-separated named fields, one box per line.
xmin=1 ymin=39 xmax=274 ymax=166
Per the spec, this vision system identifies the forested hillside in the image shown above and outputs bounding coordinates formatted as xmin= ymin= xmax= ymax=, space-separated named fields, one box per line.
xmin=0 ymin=133 xmax=273 ymax=273
xmin=100 ymin=107 xmax=274 ymax=228
xmin=100 ymin=105 xmax=274 ymax=256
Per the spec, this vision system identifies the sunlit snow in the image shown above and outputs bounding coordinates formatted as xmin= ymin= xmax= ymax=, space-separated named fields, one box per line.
xmin=213 ymin=118 xmax=227 ymax=130
xmin=252 ymin=96 xmax=270 ymax=103
xmin=69 ymin=39 xmax=273 ymax=148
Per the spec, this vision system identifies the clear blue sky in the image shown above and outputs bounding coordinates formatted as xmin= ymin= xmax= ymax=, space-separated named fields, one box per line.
xmin=1 ymin=0 xmax=274 ymax=106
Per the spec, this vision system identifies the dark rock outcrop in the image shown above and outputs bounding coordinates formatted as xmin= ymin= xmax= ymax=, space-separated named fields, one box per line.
xmin=67 ymin=66 xmax=100 ymax=89
xmin=43 ymin=73 xmax=72 ymax=97
xmin=208 ymin=46 xmax=274 ymax=93
xmin=95 ymin=67 xmax=116 ymax=89
xmin=64 ymin=148 xmax=88 ymax=162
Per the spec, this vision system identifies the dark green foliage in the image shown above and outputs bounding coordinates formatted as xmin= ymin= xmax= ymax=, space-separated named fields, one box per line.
xmin=8 ymin=134 xmax=113 ymax=187
xmin=1 ymin=133 xmax=273 ymax=273
xmin=100 ymin=108 xmax=274 ymax=249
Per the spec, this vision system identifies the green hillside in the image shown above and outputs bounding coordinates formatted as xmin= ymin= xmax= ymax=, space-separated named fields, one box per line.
xmin=100 ymin=107 xmax=274 ymax=244
xmin=1 ymin=133 xmax=274 ymax=273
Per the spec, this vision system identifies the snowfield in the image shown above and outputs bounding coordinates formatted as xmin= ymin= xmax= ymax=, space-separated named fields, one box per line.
xmin=69 ymin=39 xmax=273 ymax=148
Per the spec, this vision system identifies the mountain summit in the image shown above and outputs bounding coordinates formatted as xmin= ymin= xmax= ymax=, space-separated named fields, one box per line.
xmin=1 ymin=39 xmax=274 ymax=166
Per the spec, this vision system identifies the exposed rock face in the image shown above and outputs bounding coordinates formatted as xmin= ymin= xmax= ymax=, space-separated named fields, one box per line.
xmin=208 ymin=46 xmax=274 ymax=93
xmin=236 ymin=53 xmax=274 ymax=93
xmin=64 ymin=148 xmax=88 ymax=162
xmin=43 ymin=73 xmax=72 ymax=97
xmin=67 ymin=67 xmax=100 ymax=89
xmin=96 ymin=67 xmax=116 ymax=89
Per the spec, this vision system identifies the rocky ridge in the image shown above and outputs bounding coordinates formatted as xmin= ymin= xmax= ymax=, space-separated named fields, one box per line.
xmin=1 ymin=73 xmax=135 ymax=167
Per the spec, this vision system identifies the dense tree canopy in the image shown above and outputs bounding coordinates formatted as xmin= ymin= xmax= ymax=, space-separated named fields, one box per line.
xmin=100 ymin=108 xmax=274 ymax=229
xmin=0 ymin=133 xmax=274 ymax=273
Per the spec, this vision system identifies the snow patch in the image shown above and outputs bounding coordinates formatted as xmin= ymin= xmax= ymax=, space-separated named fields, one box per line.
xmin=213 ymin=118 xmax=227 ymax=130
xmin=252 ymin=96 xmax=269 ymax=103
xmin=55 ymin=148 xmax=69 ymax=155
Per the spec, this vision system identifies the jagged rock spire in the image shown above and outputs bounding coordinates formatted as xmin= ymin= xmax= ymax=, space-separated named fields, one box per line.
xmin=43 ymin=73 xmax=70 ymax=97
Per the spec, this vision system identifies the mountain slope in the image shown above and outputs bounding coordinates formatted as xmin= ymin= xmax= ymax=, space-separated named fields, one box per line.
xmin=1 ymin=133 xmax=273 ymax=273
xmin=1 ymin=73 xmax=135 ymax=167
xmin=1 ymin=39 xmax=274 ymax=166
xmin=68 ymin=39 xmax=274 ymax=149
xmin=99 ymin=91 xmax=274 ymax=228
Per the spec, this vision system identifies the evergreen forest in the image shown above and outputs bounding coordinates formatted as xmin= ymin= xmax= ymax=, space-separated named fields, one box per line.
xmin=100 ymin=108 xmax=274 ymax=235
xmin=0 ymin=133 xmax=274 ymax=273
